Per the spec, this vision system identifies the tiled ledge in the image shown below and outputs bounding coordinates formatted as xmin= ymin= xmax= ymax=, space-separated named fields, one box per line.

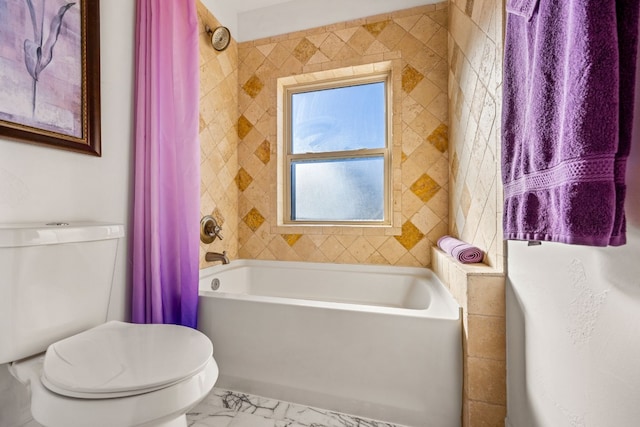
xmin=431 ymin=247 xmax=506 ymax=427
xmin=432 ymin=247 xmax=504 ymax=275
xmin=431 ymin=248 xmax=504 ymax=315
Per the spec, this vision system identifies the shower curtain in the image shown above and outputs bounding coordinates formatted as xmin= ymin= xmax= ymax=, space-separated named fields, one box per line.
xmin=132 ymin=0 xmax=200 ymax=327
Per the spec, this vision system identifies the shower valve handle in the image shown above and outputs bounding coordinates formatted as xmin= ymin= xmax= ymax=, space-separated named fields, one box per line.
xmin=212 ymin=225 xmax=223 ymax=240
xmin=200 ymin=215 xmax=223 ymax=243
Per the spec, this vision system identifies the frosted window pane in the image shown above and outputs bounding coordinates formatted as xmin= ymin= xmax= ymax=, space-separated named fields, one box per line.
xmin=291 ymin=82 xmax=385 ymax=154
xmin=291 ymin=157 xmax=384 ymax=221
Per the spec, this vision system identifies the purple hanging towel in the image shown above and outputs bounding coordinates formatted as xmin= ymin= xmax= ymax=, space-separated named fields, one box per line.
xmin=502 ymin=0 xmax=640 ymax=246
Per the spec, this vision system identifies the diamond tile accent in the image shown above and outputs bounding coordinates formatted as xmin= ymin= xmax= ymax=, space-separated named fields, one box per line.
xmin=411 ymin=173 xmax=441 ymax=203
xmin=237 ymin=115 xmax=254 ymax=139
xmin=242 ymin=75 xmax=264 ymax=98
xmin=362 ymin=20 xmax=390 ymax=37
xmin=427 ymin=123 xmax=449 ymax=153
xmin=281 ymin=234 xmax=302 ymax=247
xmin=293 ymin=38 xmax=318 ymax=64
xmin=394 ymin=221 xmax=425 ymax=251
xmin=243 ymin=208 xmax=265 ymax=231
xmin=402 ymin=64 xmax=424 ymax=93
xmin=235 ymin=167 xmax=254 ymax=192
xmin=255 ymin=140 xmax=271 ymax=164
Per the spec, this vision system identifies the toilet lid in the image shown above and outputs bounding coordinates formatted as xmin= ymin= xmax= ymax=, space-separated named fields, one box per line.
xmin=41 ymin=321 xmax=213 ymax=399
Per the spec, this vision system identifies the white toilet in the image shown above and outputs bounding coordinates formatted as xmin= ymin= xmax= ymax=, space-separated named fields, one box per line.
xmin=0 ymin=222 xmax=218 ymax=427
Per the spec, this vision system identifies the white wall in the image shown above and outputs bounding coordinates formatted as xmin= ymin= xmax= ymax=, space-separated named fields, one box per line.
xmin=505 ymin=42 xmax=640 ymax=427
xmin=0 ymin=0 xmax=134 ymax=321
xmin=201 ymin=0 xmax=441 ymax=42
xmin=199 ymin=0 xmax=239 ymax=38
xmin=0 ymin=1 xmax=135 ymax=425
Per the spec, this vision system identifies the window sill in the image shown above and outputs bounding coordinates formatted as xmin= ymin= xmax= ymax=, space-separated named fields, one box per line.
xmin=272 ymin=224 xmax=402 ymax=236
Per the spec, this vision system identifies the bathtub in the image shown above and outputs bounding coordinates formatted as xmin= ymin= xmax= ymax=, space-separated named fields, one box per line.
xmin=198 ymin=259 xmax=462 ymax=427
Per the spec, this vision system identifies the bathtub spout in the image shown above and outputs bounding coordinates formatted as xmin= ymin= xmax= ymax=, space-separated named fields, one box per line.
xmin=206 ymin=251 xmax=229 ymax=264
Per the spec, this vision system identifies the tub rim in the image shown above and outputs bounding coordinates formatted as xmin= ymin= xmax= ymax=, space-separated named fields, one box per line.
xmin=198 ymin=259 xmax=461 ymax=320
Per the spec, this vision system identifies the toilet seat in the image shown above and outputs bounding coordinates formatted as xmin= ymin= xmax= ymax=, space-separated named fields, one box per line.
xmin=41 ymin=321 xmax=213 ymax=399
xmin=29 ymin=355 xmax=219 ymax=427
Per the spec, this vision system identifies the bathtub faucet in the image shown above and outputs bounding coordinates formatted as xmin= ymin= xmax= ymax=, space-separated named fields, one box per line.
xmin=205 ymin=251 xmax=229 ymax=265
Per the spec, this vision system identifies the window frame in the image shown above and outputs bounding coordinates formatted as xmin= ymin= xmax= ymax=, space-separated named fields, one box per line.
xmin=280 ymin=70 xmax=393 ymax=226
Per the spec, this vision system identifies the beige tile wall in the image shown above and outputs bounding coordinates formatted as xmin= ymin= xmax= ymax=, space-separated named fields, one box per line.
xmin=196 ymin=2 xmax=508 ymax=424
xmin=433 ymin=248 xmax=506 ymax=426
xmin=448 ymin=0 xmax=504 ymax=270
xmin=445 ymin=1 xmax=506 ymax=425
xmin=196 ymin=3 xmax=239 ymax=267
xmin=236 ymin=3 xmax=451 ymax=267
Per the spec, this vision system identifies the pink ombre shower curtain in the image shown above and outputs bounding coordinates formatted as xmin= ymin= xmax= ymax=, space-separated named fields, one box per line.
xmin=132 ymin=0 xmax=200 ymax=327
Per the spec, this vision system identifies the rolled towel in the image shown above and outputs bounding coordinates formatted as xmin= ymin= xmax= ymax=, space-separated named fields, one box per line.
xmin=437 ymin=236 xmax=484 ymax=264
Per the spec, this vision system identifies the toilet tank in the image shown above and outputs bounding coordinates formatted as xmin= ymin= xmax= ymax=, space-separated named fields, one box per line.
xmin=0 ymin=222 xmax=124 ymax=364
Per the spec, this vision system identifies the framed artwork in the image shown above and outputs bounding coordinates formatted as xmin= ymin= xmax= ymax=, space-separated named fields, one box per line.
xmin=0 ymin=0 xmax=101 ymax=156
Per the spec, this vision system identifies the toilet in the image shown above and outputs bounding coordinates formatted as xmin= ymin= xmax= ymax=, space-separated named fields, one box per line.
xmin=0 ymin=222 xmax=218 ymax=427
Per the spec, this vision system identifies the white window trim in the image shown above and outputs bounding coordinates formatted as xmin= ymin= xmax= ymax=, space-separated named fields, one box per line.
xmin=277 ymin=62 xmax=394 ymax=227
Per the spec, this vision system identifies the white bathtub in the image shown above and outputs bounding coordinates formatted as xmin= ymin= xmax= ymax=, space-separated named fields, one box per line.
xmin=198 ymin=259 xmax=462 ymax=427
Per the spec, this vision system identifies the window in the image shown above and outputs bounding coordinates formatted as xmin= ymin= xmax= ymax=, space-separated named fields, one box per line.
xmin=279 ymin=67 xmax=392 ymax=226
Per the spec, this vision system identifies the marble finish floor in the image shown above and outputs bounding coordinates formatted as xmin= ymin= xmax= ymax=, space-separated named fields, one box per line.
xmin=187 ymin=388 xmax=404 ymax=427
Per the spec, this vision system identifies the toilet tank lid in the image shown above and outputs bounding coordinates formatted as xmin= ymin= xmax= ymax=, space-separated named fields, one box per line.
xmin=0 ymin=222 xmax=124 ymax=247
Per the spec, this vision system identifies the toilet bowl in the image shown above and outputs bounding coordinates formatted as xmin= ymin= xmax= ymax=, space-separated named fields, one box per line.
xmin=10 ymin=321 xmax=218 ymax=427
xmin=0 ymin=223 xmax=218 ymax=427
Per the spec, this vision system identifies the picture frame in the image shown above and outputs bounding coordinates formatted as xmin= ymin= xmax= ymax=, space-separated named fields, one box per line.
xmin=0 ymin=0 xmax=101 ymax=156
